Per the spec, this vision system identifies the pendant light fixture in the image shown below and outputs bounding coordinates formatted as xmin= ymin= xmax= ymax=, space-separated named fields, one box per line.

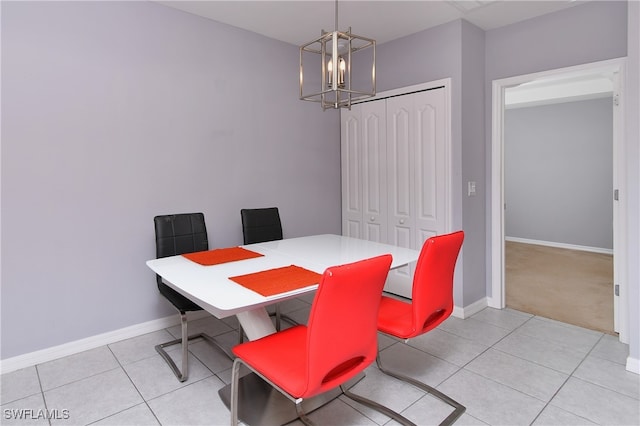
xmin=299 ymin=0 xmax=376 ymax=110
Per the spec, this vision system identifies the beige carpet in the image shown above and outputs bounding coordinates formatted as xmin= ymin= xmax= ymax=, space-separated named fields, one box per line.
xmin=506 ymin=241 xmax=615 ymax=334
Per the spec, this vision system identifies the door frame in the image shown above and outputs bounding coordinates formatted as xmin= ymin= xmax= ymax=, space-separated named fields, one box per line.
xmin=488 ymin=58 xmax=628 ymax=343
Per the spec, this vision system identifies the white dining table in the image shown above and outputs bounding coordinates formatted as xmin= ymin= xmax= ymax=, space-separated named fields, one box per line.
xmin=147 ymin=234 xmax=420 ymax=425
xmin=146 ymin=233 xmax=420 ymax=341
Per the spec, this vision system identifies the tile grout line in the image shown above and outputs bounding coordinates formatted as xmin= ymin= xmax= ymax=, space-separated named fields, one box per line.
xmin=450 ymin=314 xmax=553 ymax=425
xmin=4 ymin=306 xmax=633 ymax=426
xmin=455 ymin=313 xmax=536 ymax=371
xmin=395 ymin=313 xmax=537 ymax=425
xmin=488 ymin=319 xmax=588 ymax=376
xmin=528 ymin=330 xmax=606 ymax=425
xmin=90 ymin=342 xmax=164 ymax=425
xmin=33 ymin=364 xmax=52 ymax=426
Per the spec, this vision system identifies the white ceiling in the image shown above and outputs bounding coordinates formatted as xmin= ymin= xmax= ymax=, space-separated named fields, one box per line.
xmin=155 ymin=0 xmax=588 ymax=46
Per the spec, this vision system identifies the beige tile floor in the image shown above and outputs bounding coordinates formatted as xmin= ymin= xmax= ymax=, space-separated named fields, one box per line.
xmin=1 ymin=297 xmax=638 ymax=426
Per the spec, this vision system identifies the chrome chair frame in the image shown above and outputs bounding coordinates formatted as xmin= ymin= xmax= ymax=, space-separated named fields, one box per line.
xmin=376 ymin=355 xmax=465 ymax=425
xmin=230 ymin=357 xmax=416 ymax=426
xmin=155 ymin=314 xmax=236 ymax=382
xmin=375 ymin=231 xmax=466 ymax=425
xmin=154 ymin=213 xmax=240 ymax=383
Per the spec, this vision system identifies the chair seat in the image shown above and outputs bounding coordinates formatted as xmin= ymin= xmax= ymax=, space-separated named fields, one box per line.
xmin=377 ymin=296 xmax=415 ymax=339
xmin=233 ymin=325 xmax=309 ymax=398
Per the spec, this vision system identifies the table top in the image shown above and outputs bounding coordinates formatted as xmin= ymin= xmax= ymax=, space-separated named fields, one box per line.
xmin=146 ymin=234 xmax=420 ymax=318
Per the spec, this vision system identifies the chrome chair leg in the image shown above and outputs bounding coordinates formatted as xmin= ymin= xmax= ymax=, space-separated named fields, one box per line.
xmin=229 ymin=359 xmax=322 ymax=426
xmin=181 ymin=314 xmax=189 ymax=379
xmin=231 ymin=357 xmax=304 ymax=426
xmin=273 ymin=304 xmax=297 ymax=331
xmin=230 ymin=358 xmax=241 ymax=426
xmin=376 ymin=355 xmax=465 ymax=426
xmin=155 ymin=312 xmax=237 ymax=382
xmin=340 ymin=384 xmax=416 ymax=426
xmin=275 ymin=305 xmax=282 ymax=331
xmin=295 ymin=400 xmax=314 ymax=426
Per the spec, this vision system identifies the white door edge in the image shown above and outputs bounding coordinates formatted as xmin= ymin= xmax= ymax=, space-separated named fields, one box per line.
xmin=489 ymin=58 xmax=628 ymax=343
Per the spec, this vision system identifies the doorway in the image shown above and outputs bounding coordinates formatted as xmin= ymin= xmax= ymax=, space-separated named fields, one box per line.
xmin=489 ymin=58 xmax=628 ymax=342
xmin=503 ymin=93 xmax=614 ymax=333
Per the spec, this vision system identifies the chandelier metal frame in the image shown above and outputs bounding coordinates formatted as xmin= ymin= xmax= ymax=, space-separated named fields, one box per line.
xmin=299 ymin=0 xmax=376 ymax=110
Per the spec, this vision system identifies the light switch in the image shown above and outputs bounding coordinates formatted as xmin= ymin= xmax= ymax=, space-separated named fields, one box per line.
xmin=468 ymin=181 xmax=476 ymax=196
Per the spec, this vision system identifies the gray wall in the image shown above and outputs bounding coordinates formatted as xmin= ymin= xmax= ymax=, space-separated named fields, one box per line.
xmin=505 ymin=98 xmax=614 ymax=249
xmin=484 ymin=0 xmax=627 ymax=292
xmin=2 ymin=0 xmax=637 ymax=366
xmin=376 ymin=19 xmax=487 ymax=307
xmin=485 ymin=0 xmax=638 ymax=364
xmin=485 ymin=1 xmax=628 ymax=80
xmin=460 ymin=21 xmax=487 ymax=305
xmin=1 ymin=1 xmax=340 ymax=359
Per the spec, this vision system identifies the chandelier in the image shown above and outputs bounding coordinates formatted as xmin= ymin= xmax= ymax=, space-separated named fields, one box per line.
xmin=299 ymin=0 xmax=376 ymax=110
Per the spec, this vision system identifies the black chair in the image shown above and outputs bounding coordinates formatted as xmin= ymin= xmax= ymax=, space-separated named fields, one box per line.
xmin=240 ymin=207 xmax=297 ymax=330
xmin=154 ymin=213 xmax=234 ymax=382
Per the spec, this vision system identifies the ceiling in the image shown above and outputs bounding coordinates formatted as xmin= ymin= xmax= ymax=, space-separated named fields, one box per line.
xmin=154 ymin=0 xmax=587 ymax=46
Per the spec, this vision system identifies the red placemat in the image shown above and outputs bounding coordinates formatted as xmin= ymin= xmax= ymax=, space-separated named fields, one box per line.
xmin=182 ymin=247 xmax=263 ymax=266
xmin=229 ymin=265 xmax=322 ymax=297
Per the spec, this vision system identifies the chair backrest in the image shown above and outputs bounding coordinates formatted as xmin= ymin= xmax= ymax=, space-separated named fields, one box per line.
xmin=410 ymin=231 xmax=464 ymax=337
xmin=240 ymin=207 xmax=283 ymax=244
xmin=154 ymin=213 xmax=208 ymax=285
xmin=304 ymin=254 xmax=392 ymax=398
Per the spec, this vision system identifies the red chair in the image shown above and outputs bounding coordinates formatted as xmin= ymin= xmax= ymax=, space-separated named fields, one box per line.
xmin=230 ymin=254 xmax=414 ymax=426
xmin=377 ymin=231 xmax=466 ymax=425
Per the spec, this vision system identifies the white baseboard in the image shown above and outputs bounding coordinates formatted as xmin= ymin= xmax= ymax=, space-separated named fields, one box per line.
xmin=505 ymin=236 xmax=613 ymax=255
xmin=0 ymin=311 xmax=207 ymax=375
xmin=452 ymin=297 xmax=489 ymax=319
xmin=627 ymin=356 xmax=640 ymax=375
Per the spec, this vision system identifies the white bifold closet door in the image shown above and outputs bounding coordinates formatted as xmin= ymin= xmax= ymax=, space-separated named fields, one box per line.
xmin=341 ymin=86 xmax=449 ymax=298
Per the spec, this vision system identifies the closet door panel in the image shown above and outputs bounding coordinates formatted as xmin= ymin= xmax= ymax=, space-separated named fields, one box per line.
xmin=362 ymin=101 xmax=387 ymax=243
xmin=387 ymin=100 xmax=416 ymax=250
xmin=415 ymin=89 xmax=448 ymax=239
xmin=341 ymin=85 xmax=450 ymax=300
xmin=385 ymin=97 xmax=416 ymax=296
xmin=341 ymin=108 xmax=362 ymax=238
